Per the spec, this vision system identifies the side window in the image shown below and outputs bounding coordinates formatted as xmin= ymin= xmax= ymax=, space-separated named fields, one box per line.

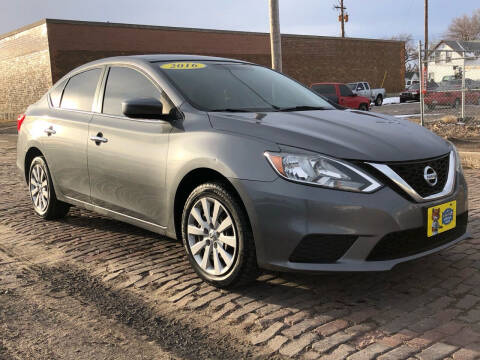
xmin=311 ymin=84 xmax=336 ymax=95
xmin=339 ymin=84 xmax=354 ymax=97
xmin=49 ymin=79 xmax=67 ymax=108
xmin=102 ymin=67 xmax=172 ymax=117
xmin=357 ymin=83 xmax=365 ymax=91
xmin=61 ymin=68 xmax=102 ymax=111
xmin=364 ymin=83 xmax=370 ymax=90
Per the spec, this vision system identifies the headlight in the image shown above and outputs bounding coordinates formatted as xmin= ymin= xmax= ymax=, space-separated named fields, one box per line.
xmin=450 ymin=143 xmax=463 ymax=174
xmin=264 ymin=152 xmax=382 ymax=193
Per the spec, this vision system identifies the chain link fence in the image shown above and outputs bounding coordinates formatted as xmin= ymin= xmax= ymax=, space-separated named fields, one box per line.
xmin=422 ymin=51 xmax=480 ymax=124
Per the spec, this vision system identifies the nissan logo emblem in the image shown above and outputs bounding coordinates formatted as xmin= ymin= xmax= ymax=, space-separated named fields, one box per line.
xmin=424 ymin=166 xmax=438 ymax=187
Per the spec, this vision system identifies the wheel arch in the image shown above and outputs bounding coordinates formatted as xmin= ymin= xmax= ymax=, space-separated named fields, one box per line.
xmin=24 ymin=147 xmax=44 ymax=182
xmin=171 ymin=168 xmax=251 ymax=241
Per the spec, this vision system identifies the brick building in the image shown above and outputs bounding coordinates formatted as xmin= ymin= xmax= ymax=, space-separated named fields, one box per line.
xmin=0 ymin=18 xmax=405 ymax=120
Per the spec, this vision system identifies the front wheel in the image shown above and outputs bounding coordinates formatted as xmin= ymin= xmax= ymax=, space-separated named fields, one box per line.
xmin=28 ymin=156 xmax=70 ymax=219
xmin=181 ymin=182 xmax=259 ymax=288
xmin=358 ymin=103 xmax=369 ymax=111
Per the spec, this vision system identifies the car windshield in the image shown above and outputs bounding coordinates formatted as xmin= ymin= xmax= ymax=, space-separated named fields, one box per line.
xmin=157 ymin=61 xmax=334 ymax=112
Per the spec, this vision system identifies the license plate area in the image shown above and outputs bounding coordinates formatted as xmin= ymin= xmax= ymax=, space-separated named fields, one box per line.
xmin=427 ymin=200 xmax=456 ymax=237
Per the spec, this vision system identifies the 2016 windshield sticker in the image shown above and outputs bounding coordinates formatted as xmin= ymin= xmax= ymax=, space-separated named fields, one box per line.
xmin=160 ymin=62 xmax=206 ymax=70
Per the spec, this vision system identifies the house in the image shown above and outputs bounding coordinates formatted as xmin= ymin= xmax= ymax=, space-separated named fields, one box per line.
xmin=405 ymin=71 xmax=419 ymax=87
xmin=428 ymin=40 xmax=480 ymax=83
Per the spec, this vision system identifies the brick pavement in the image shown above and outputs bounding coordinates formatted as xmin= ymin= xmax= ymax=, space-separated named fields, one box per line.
xmin=1 ymin=134 xmax=479 ymax=359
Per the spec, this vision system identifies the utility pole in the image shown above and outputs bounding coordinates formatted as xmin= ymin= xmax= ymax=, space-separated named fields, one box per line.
xmin=418 ymin=41 xmax=424 ymax=127
xmin=424 ymin=0 xmax=428 ymax=74
xmin=334 ymin=0 xmax=347 ymax=38
xmin=269 ymin=0 xmax=282 ymax=72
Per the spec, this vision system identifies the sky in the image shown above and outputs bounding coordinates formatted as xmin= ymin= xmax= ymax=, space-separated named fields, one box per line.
xmin=1 ymin=0 xmax=478 ymax=42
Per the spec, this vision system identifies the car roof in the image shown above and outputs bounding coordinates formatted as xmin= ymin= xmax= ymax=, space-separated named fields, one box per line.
xmin=63 ymin=54 xmax=254 ymax=78
xmin=78 ymin=54 xmax=249 ymax=68
xmin=310 ymin=82 xmax=344 ymax=86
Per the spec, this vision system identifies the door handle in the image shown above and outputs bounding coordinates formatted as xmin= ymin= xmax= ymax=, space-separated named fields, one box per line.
xmin=44 ymin=127 xmax=56 ymax=136
xmin=90 ymin=132 xmax=108 ymax=145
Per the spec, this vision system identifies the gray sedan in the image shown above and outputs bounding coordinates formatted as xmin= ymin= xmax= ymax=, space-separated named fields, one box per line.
xmin=17 ymin=55 xmax=469 ymax=287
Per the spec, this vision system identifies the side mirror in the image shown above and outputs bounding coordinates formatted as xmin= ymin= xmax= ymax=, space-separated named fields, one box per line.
xmin=122 ymin=98 xmax=164 ymax=119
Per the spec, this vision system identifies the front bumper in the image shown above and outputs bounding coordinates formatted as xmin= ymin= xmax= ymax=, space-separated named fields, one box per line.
xmin=230 ymin=172 xmax=469 ymax=272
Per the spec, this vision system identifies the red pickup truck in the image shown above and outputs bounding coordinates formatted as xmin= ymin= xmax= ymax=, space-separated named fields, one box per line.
xmin=310 ymin=82 xmax=370 ymax=111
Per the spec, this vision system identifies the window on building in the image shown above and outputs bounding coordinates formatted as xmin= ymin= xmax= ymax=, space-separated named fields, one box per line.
xmin=102 ymin=66 xmax=172 ymax=117
xmin=445 ymin=51 xmax=452 ymax=63
xmin=60 ymin=68 xmax=102 ymax=111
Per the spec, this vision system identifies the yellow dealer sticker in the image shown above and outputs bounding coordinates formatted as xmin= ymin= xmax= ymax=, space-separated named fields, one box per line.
xmin=427 ymin=200 xmax=456 ymax=237
xmin=160 ymin=62 xmax=206 ymax=70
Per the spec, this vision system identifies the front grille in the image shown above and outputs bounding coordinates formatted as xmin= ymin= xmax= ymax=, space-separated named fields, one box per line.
xmin=388 ymin=154 xmax=450 ymax=197
xmin=367 ymin=212 xmax=468 ymax=261
xmin=289 ymin=234 xmax=358 ymax=263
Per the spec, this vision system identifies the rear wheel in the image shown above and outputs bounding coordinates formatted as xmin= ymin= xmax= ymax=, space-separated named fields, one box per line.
xmin=29 ymin=156 xmax=70 ymax=219
xmin=375 ymin=95 xmax=383 ymax=106
xmin=181 ymin=182 xmax=259 ymax=288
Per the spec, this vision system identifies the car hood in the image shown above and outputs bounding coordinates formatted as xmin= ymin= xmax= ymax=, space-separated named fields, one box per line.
xmin=208 ymin=109 xmax=450 ymax=162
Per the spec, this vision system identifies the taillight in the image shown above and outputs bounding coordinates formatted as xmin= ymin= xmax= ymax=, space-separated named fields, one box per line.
xmin=17 ymin=114 xmax=26 ymax=132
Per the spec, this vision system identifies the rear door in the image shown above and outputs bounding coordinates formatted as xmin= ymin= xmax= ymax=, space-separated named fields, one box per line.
xmin=87 ymin=65 xmax=174 ymax=225
xmin=41 ymin=67 xmax=103 ymax=202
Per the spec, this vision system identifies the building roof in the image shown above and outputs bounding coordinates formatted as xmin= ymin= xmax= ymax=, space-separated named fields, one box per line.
xmin=1 ymin=18 xmax=405 ymax=44
xmin=435 ymin=40 xmax=480 ymax=54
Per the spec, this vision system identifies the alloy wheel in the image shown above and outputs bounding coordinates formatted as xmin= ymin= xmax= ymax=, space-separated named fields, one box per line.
xmin=187 ymin=197 xmax=237 ymax=276
xmin=30 ymin=163 xmax=49 ymax=214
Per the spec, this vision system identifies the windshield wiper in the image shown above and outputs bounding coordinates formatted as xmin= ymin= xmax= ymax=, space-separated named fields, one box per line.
xmin=276 ymin=105 xmax=328 ymax=112
xmin=209 ymin=108 xmax=253 ymax=112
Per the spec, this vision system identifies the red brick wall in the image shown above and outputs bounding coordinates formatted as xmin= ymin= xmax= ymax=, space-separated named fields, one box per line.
xmin=0 ymin=23 xmax=52 ymax=120
xmin=46 ymin=20 xmax=404 ymax=92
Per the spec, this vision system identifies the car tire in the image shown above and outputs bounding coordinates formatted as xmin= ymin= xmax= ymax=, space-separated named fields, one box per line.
xmin=400 ymin=98 xmax=405 ymax=103
xmin=28 ymin=156 xmax=70 ymax=220
xmin=375 ymin=95 xmax=383 ymax=106
xmin=427 ymin=104 xmax=436 ymax=110
xmin=358 ymin=103 xmax=368 ymax=111
xmin=453 ymin=98 xmax=460 ymax=109
xmin=181 ymin=182 xmax=259 ymax=288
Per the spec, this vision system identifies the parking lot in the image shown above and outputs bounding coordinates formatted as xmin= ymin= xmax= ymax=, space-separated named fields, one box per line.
xmin=1 ymin=131 xmax=480 ymax=359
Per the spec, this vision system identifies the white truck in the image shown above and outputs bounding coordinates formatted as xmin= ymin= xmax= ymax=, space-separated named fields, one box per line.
xmin=347 ymin=82 xmax=386 ymax=106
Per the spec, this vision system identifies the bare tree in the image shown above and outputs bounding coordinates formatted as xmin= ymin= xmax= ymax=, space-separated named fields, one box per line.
xmin=446 ymin=9 xmax=480 ymax=41
xmin=390 ymin=33 xmax=418 ymax=71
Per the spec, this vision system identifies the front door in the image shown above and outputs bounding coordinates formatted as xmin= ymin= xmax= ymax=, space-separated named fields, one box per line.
xmin=87 ymin=66 xmax=174 ymax=226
